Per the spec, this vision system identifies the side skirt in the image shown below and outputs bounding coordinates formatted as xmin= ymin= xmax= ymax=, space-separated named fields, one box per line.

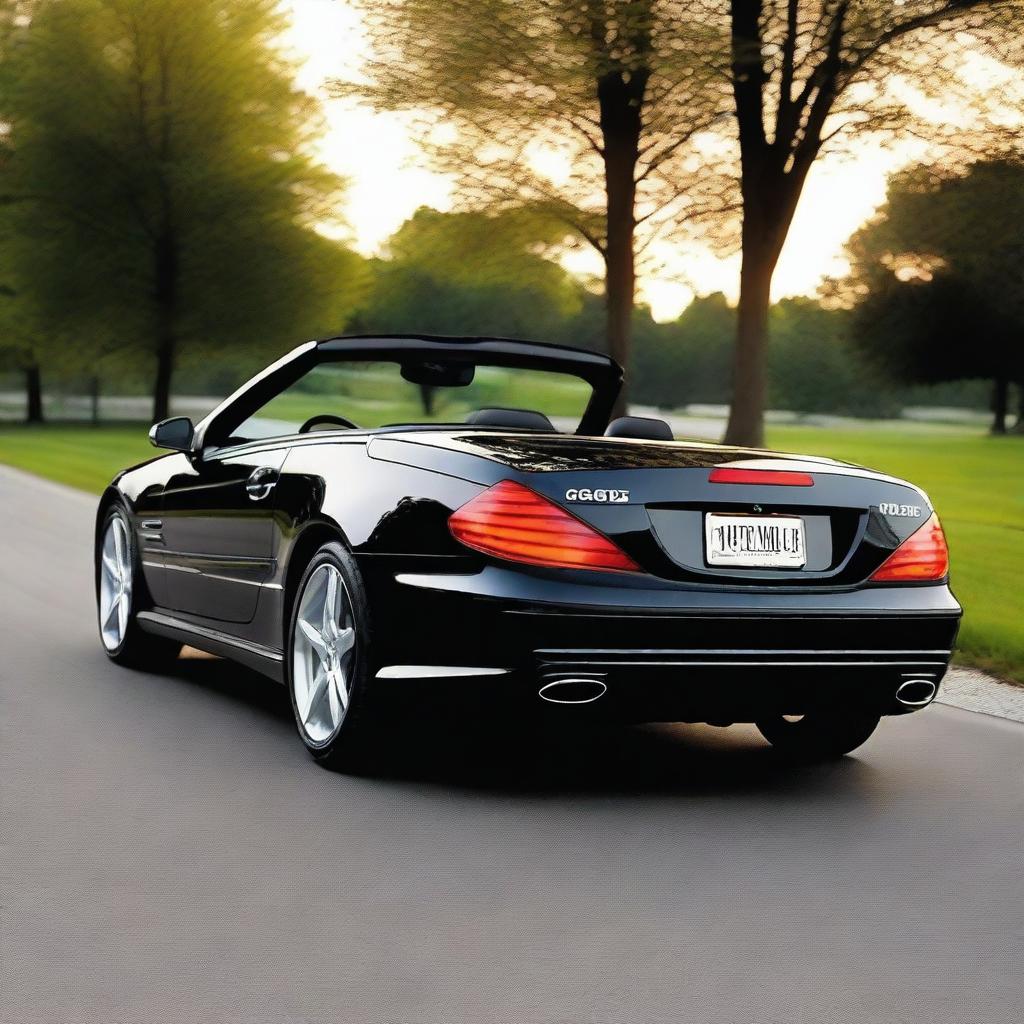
xmin=136 ymin=610 xmax=285 ymax=683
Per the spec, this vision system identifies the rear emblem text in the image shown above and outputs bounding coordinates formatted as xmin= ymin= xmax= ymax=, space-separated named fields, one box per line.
xmin=565 ymin=488 xmax=629 ymax=503
xmin=879 ymin=502 xmax=922 ymax=517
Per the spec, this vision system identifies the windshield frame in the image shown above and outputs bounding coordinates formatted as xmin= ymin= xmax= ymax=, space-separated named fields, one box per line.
xmin=194 ymin=335 xmax=622 ymax=450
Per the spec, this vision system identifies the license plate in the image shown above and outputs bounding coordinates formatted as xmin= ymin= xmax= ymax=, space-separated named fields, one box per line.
xmin=704 ymin=513 xmax=806 ymax=568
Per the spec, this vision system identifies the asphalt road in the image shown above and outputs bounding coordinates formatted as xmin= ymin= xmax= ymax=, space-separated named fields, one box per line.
xmin=2 ymin=465 xmax=1022 ymax=1024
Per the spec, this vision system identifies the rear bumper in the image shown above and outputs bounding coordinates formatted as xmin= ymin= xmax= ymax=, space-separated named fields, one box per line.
xmin=362 ymin=561 xmax=962 ymax=722
xmin=530 ymin=648 xmax=952 ymax=722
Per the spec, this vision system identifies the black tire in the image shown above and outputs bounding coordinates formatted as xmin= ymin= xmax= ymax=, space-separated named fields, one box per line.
xmin=755 ymin=708 xmax=881 ymax=760
xmin=96 ymin=504 xmax=180 ymax=670
xmin=286 ymin=541 xmax=376 ymax=771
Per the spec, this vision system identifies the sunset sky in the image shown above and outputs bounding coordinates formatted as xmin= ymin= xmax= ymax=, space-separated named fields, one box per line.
xmin=282 ymin=0 xmax=998 ymax=322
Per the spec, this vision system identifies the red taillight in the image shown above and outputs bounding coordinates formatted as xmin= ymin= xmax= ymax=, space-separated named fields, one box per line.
xmin=709 ymin=468 xmax=814 ymax=486
xmin=448 ymin=480 xmax=640 ymax=572
xmin=870 ymin=513 xmax=949 ymax=582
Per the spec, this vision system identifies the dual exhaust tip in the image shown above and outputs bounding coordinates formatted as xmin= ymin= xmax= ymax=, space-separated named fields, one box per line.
xmin=895 ymin=678 xmax=937 ymax=707
xmin=538 ymin=677 xmax=607 ymax=705
xmin=539 ymin=676 xmax=938 ymax=709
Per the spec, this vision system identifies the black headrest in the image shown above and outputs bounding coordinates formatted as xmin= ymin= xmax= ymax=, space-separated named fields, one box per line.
xmin=465 ymin=407 xmax=555 ymax=431
xmin=605 ymin=415 xmax=674 ymax=441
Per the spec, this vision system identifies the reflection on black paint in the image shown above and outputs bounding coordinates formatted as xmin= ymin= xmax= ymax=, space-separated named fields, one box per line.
xmin=367 ymin=496 xmax=460 ymax=554
xmin=451 ymin=435 xmax=782 ymax=472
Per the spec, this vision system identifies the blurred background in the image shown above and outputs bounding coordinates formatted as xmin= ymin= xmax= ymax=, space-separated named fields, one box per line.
xmin=0 ymin=0 xmax=1020 ymax=682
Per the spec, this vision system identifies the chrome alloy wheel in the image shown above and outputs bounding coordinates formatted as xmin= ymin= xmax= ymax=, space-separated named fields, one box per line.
xmin=99 ymin=515 xmax=133 ymax=651
xmin=292 ymin=564 xmax=357 ymax=743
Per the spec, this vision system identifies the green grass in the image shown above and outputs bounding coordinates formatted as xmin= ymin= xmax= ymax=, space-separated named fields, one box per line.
xmin=2 ymin=419 xmax=1021 ymax=683
xmin=0 ymin=423 xmax=155 ymax=493
xmin=767 ymin=425 xmax=1024 ymax=685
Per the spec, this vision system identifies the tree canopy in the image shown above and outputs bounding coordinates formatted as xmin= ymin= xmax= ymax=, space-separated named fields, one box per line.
xmin=341 ymin=0 xmax=1024 ymax=442
xmin=698 ymin=0 xmax=1024 ymax=446
xmin=2 ymin=0 xmax=366 ymax=421
xmin=355 ymin=207 xmax=585 ymax=340
xmin=341 ymin=0 xmax=727 ymax=413
xmin=845 ymin=158 xmax=1024 ymax=431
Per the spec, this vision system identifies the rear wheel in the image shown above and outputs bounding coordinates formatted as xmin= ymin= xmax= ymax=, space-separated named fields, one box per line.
xmin=287 ymin=542 xmax=375 ymax=771
xmin=755 ymin=708 xmax=881 ymax=760
xmin=97 ymin=505 xmax=180 ymax=669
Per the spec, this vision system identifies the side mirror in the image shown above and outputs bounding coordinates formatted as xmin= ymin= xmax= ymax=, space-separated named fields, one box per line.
xmin=149 ymin=416 xmax=195 ymax=452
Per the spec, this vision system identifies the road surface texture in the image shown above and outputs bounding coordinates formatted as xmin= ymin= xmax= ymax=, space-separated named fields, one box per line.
xmin=2 ymin=466 xmax=1022 ymax=1024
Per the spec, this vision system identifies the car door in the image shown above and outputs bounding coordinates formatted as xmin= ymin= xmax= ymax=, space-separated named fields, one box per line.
xmin=158 ymin=443 xmax=289 ymax=623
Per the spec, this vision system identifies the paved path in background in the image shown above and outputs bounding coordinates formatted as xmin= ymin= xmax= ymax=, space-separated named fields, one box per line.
xmin=1 ymin=466 xmax=1022 ymax=1023
xmin=940 ymin=667 xmax=1024 ymax=723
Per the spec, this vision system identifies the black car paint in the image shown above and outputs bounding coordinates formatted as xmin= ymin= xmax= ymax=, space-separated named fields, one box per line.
xmin=101 ymin=335 xmax=962 ymax=723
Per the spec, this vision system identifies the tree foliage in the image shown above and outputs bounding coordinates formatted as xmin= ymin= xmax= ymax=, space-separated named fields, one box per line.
xmin=2 ymin=0 xmax=366 ymax=421
xmin=355 ymin=207 xmax=585 ymax=340
xmin=632 ymin=293 xmax=734 ymax=408
xmin=633 ymin=291 xmax=898 ymax=418
xmin=845 ymin=158 xmax=1024 ymax=431
xmin=339 ymin=0 xmax=727 ymax=413
xmin=0 ymin=0 xmax=46 ymax=420
xmin=768 ymin=297 xmax=898 ymax=417
xmin=339 ymin=0 xmax=1023 ymax=442
xmin=687 ymin=0 xmax=1024 ymax=446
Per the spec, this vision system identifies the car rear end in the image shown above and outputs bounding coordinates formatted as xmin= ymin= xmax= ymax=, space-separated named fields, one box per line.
xmin=368 ymin=434 xmax=961 ymax=725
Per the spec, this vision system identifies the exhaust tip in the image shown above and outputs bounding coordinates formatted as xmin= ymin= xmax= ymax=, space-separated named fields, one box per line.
xmin=538 ymin=678 xmax=607 ymax=705
xmin=896 ymin=678 xmax=937 ymax=708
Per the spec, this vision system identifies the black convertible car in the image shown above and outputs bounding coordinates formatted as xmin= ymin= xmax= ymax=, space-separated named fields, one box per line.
xmin=96 ymin=335 xmax=961 ymax=767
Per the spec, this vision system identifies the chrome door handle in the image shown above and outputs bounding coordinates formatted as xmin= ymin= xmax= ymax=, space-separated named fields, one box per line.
xmin=246 ymin=467 xmax=278 ymax=502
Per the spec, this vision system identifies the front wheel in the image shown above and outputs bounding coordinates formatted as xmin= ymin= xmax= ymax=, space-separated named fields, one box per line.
xmin=96 ymin=505 xmax=180 ymax=669
xmin=287 ymin=542 xmax=375 ymax=771
xmin=755 ymin=709 xmax=881 ymax=760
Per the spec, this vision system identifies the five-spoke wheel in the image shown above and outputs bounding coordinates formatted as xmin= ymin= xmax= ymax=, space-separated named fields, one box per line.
xmin=292 ymin=563 xmax=357 ymax=742
xmin=99 ymin=514 xmax=133 ymax=651
xmin=96 ymin=505 xmax=179 ymax=667
xmin=287 ymin=542 xmax=372 ymax=768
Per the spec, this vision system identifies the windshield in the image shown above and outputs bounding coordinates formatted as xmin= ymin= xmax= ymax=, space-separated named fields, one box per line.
xmin=231 ymin=360 xmax=594 ymax=443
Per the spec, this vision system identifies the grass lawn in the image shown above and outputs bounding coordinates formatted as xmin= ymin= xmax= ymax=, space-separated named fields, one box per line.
xmin=0 ymin=422 xmax=155 ymax=494
xmin=767 ymin=425 xmax=1023 ymax=685
xmin=2 ymin=419 xmax=1021 ymax=682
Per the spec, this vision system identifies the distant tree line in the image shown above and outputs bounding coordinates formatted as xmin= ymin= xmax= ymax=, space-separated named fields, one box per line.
xmin=1 ymin=0 xmax=1022 ymax=436
xmin=348 ymin=0 xmax=1024 ymax=445
xmin=346 ymin=211 xmax=996 ymax=421
xmin=4 ymin=198 xmax=997 ymax=428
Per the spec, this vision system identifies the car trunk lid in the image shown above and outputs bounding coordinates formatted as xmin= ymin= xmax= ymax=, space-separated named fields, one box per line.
xmin=369 ymin=431 xmax=932 ymax=587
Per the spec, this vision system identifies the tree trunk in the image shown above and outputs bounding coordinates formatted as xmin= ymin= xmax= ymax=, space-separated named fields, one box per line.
xmin=725 ymin=0 xmax=839 ymax=448
xmin=603 ymin=154 xmax=635 ymax=421
xmin=723 ymin=235 xmax=777 ymax=448
xmin=25 ymin=363 xmax=44 ymax=424
xmin=153 ymin=339 xmax=174 ymax=424
xmin=1012 ymin=383 xmax=1024 ymax=434
xmin=990 ymin=375 xmax=1009 ymax=435
xmin=152 ymin=228 xmax=177 ymax=425
xmin=597 ymin=64 xmax=648 ymax=423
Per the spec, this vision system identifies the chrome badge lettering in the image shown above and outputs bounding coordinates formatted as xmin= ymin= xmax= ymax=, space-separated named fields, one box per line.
xmin=879 ymin=502 xmax=922 ymax=518
xmin=565 ymin=488 xmax=630 ymax=503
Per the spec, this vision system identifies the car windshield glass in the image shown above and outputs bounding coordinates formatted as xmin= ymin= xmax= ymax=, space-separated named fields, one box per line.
xmin=231 ymin=360 xmax=594 ymax=441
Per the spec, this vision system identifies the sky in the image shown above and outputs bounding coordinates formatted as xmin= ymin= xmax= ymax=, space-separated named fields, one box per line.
xmin=281 ymin=0 xmax=972 ymax=322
